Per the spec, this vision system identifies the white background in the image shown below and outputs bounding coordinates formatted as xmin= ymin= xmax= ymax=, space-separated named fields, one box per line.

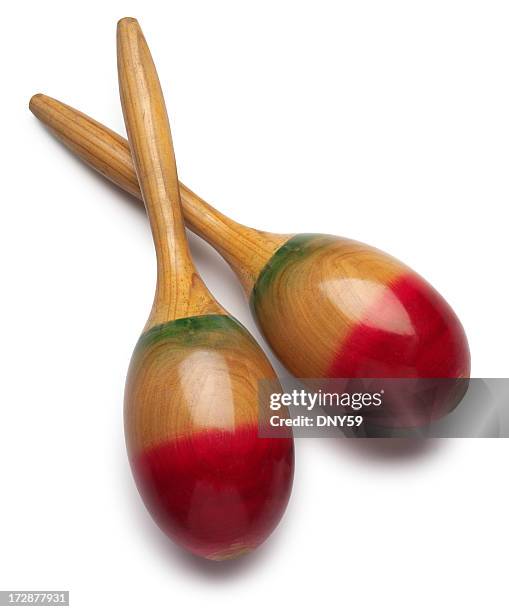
xmin=1 ymin=1 xmax=508 ymax=610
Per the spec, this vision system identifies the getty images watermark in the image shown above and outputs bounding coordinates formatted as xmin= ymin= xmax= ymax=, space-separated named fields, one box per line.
xmin=258 ymin=378 xmax=509 ymax=437
xmin=269 ymin=388 xmax=384 ymax=428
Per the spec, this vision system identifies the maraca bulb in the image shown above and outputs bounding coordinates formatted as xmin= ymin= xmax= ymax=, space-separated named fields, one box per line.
xmin=251 ymin=234 xmax=470 ymax=380
xmin=125 ymin=314 xmax=294 ymax=560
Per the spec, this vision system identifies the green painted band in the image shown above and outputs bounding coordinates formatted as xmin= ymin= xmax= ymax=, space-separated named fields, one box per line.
xmin=250 ymin=233 xmax=336 ymax=310
xmin=136 ymin=314 xmax=248 ymax=352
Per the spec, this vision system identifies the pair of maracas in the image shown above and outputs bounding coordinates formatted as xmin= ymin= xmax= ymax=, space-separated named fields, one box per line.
xmin=31 ymin=18 xmax=470 ymax=561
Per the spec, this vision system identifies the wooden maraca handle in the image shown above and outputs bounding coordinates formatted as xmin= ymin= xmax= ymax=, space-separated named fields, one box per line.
xmin=29 ymin=94 xmax=289 ymax=293
xmin=117 ymin=18 xmax=221 ymax=325
xmin=29 ymin=95 xmax=140 ymax=199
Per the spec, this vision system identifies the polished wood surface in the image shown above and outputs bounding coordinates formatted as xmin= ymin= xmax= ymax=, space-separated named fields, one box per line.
xmin=251 ymin=234 xmax=470 ymax=381
xmin=126 ymin=316 xmax=279 ymax=452
xmin=117 ymin=18 xmax=293 ymax=560
xmin=117 ymin=18 xmax=220 ymax=327
xmin=29 ymin=93 xmax=289 ymax=294
xmin=251 ymin=234 xmax=403 ymax=377
xmin=125 ymin=314 xmax=293 ymax=559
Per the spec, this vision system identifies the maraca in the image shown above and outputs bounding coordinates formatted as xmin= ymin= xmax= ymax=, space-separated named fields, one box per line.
xmin=116 ymin=18 xmax=292 ymax=560
xmin=30 ymin=90 xmax=470 ymax=385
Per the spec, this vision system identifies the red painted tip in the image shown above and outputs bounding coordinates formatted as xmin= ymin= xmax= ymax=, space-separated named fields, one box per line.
xmin=131 ymin=427 xmax=294 ymax=560
xmin=328 ymin=272 xmax=470 ymax=380
xmin=327 ymin=273 xmax=470 ymax=428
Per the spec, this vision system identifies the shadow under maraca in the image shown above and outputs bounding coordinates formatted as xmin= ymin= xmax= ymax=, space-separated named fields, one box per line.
xmin=265 ymin=376 xmax=451 ymax=462
xmin=284 ymin=378 xmax=501 ymax=464
xmin=329 ymin=437 xmax=444 ymax=464
xmin=169 ymin=532 xmax=283 ymax=579
xmin=122 ymin=469 xmax=292 ymax=579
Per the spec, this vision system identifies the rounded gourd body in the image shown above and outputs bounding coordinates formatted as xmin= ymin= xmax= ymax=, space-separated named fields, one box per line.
xmin=251 ymin=234 xmax=470 ymax=380
xmin=125 ymin=314 xmax=294 ymax=560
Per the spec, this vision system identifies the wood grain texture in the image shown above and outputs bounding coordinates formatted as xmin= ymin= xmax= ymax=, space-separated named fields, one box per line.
xmin=125 ymin=315 xmax=279 ymax=452
xmin=116 ymin=18 xmax=293 ymax=560
xmin=251 ymin=234 xmax=471 ymax=380
xmin=125 ymin=314 xmax=293 ymax=560
xmin=29 ymin=93 xmax=290 ymax=294
xmin=252 ymin=234 xmax=402 ymax=376
xmin=30 ymin=79 xmax=471 ymax=388
xmin=117 ymin=17 xmax=221 ymax=326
